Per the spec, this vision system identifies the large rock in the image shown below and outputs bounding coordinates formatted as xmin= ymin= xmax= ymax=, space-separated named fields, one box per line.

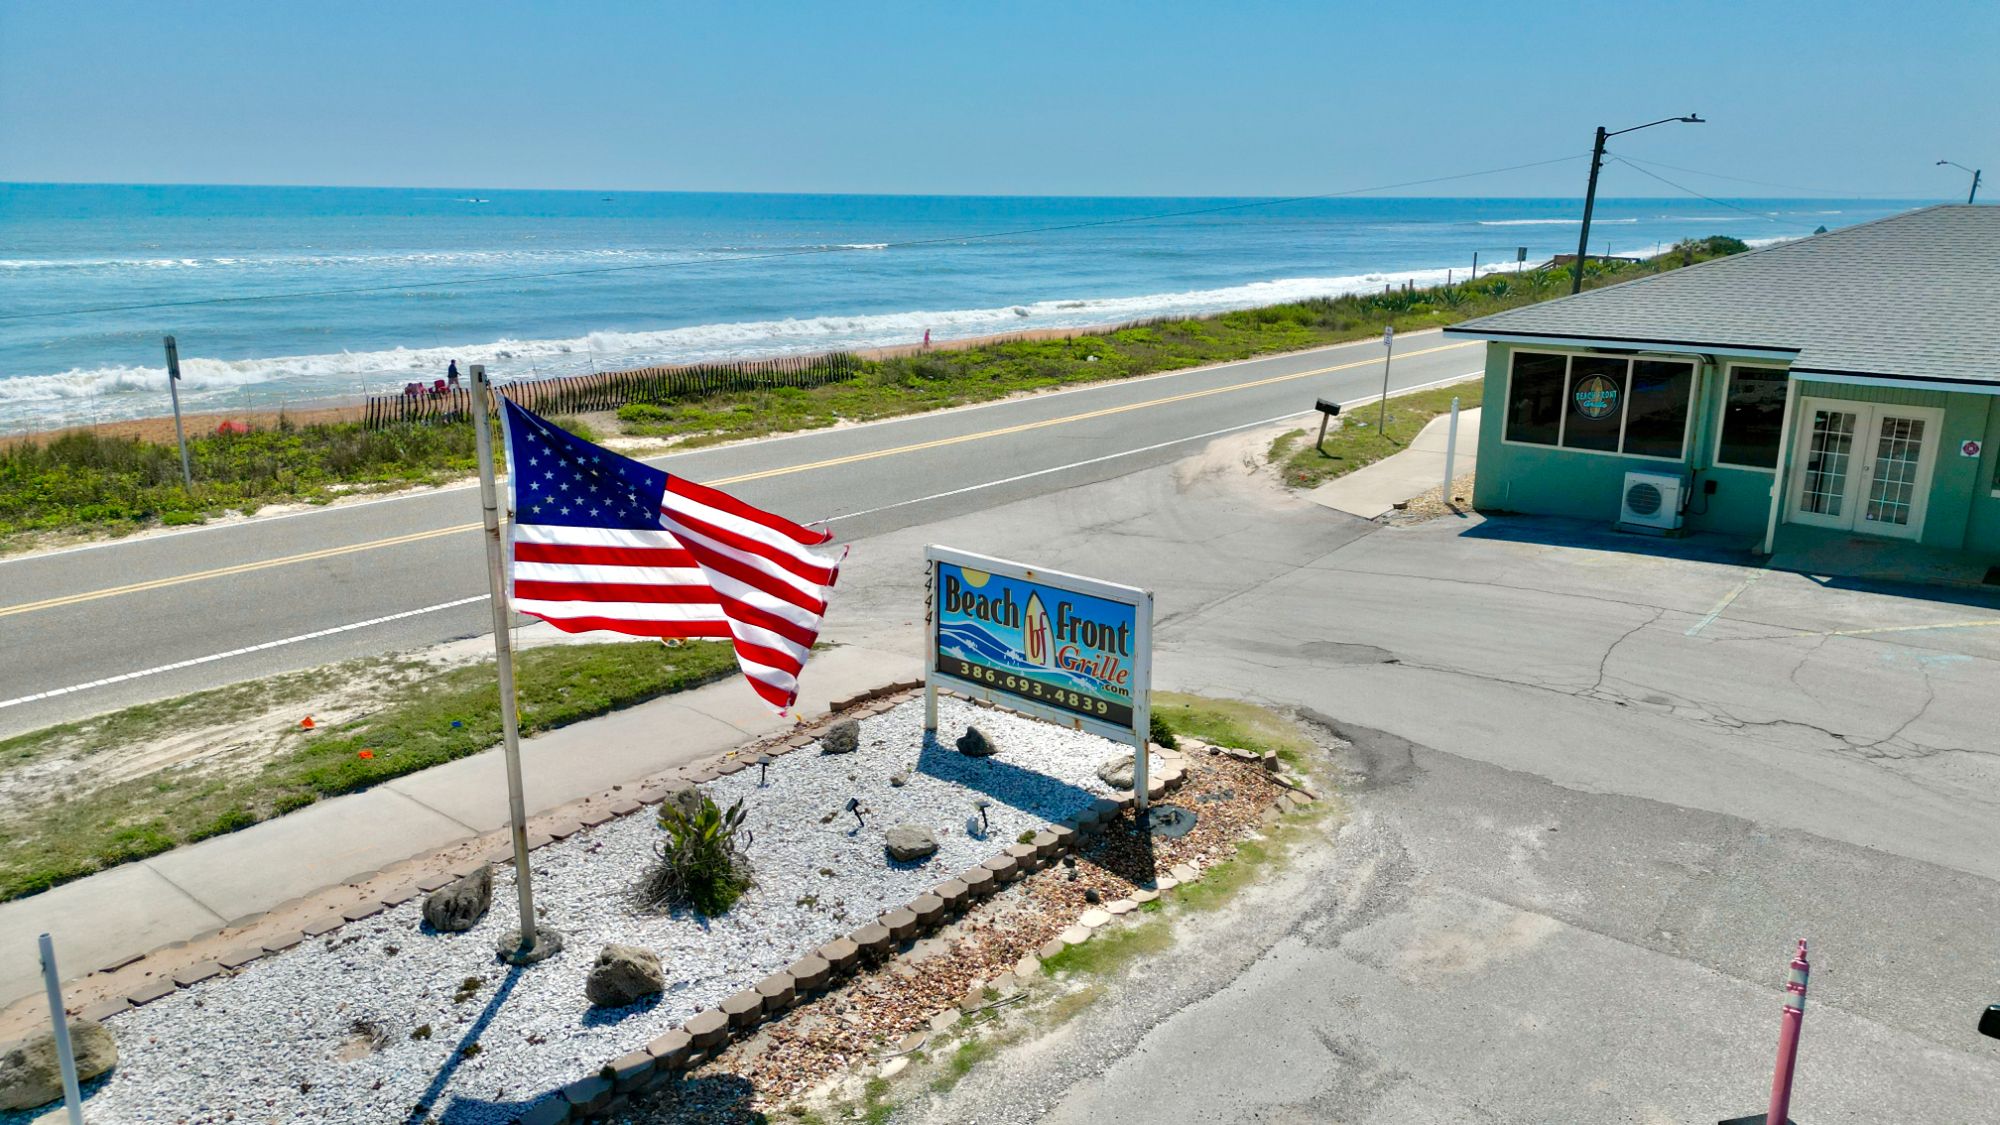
xmin=658 ymin=779 xmax=704 ymax=820
xmin=956 ymin=726 xmax=996 ymax=758
xmin=422 ymin=865 xmax=492 ymax=933
xmin=1096 ymin=752 xmax=1136 ymax=790
xmin=821 ymin=719 xmax=860 ymax=755
xmin=585 ymin=944 xmax=666 ymax=1008
xmin=0 ymin=1019 xmax=117 ymax=1111
xmin=884 ymin=824 xmax=939 ymax=862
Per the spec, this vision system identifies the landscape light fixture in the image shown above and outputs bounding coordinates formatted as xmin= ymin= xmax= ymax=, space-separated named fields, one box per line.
xmin=973 ymin=798 xmax=991 ymax=833
xmin=845 ymin=797 xmax=867 ymax=828
xmin=1937 ymin=160 xmax=1982 ymax=204
xmin=1573 ymin=114 xmax=1705 ymax=294
xmin=755 ymin=753 xmax=773 ymax=786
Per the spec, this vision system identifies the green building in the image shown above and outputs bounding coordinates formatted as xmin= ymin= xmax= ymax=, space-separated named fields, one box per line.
xmin=1446 ymin=205 xmax=2000 ymax=570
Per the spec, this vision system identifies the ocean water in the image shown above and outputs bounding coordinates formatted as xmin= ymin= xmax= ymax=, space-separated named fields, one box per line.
xmin=0 ymin=185 xmax=1916 ymax=433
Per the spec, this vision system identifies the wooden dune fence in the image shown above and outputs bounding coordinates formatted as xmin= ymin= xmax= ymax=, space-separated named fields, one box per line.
xmin=361 ymin=352 xmax=862 ymax=430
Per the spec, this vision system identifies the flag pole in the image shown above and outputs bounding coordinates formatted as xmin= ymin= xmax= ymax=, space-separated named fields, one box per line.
xmin=472 ymin=365 xmax=562 ymax=965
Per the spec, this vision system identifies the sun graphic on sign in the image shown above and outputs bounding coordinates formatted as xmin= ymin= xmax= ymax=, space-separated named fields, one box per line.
xmin=958 ymin=568 xmax=991 ymax=588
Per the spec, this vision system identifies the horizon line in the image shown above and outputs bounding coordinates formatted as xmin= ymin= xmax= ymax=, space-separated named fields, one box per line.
xmin=0 ymin=179 xmax=1932 ymax=203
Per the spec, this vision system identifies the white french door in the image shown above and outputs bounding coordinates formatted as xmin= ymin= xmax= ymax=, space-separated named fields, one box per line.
xmin=1788 ymin=398 xmax=1943 ymax=541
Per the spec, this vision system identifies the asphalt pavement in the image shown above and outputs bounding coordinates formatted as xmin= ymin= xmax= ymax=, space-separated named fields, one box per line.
xmin=0 ymin=332 xmax=1480 ymax=738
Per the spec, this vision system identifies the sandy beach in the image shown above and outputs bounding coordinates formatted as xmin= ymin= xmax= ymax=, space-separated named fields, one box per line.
xmin=2 ymin=323 xmax=1108 ymax=448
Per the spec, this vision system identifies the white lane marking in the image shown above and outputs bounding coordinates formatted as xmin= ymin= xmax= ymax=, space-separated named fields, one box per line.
xmin=0 ymin=596 xmax=488 ymax=712
xmin=825 ymin=371 xmax=1483 ymax=524
xmin=1686 ymin=562 xmax=1772 ymax=636
xmin=2 ymin=368 xmax=1481 ymax=712
xmin=0 ymin=330 xmax=1459 ymax=567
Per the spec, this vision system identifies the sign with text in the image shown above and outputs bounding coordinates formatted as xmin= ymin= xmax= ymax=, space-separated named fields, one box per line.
xmin=924 ymin=546 xmax=1152 ymax=748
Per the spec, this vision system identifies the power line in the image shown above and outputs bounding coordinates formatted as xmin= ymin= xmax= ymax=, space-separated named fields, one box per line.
xmin=1603 ymin=153 xmax=1910 ymax=199
xmin=0 ymin=154 xmax=1587 ymax=324
xmin=1602 ymin=154 xmax=1829 ymax=232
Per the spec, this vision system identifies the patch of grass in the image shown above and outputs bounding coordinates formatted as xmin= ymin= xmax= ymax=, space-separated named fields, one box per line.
xmin=0 ymin=414 xmax=491 ymax=550
xmin=1151 ymin=691 xmax=1316 ymax=767
xmin=1267 ymin=428 xmax=1306 ymax=461
xmin=1271 ymin=379 xmax=1483 ymax=491
xmin=1042 ymin=982 xmax=1107 ymax=1027
xmin=1040 ymin=918 xmax=1174 ymax=976
xmin=0 ymin=640 xmax=739 ymax=902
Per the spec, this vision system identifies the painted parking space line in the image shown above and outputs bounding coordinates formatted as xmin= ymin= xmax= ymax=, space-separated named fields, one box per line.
xmin=0 ymin=596 xmax=489 ymax=713
xmin=1686 ymin=562 xmax=1772 ymax=636
xmin=0 ymin=344 xmax=1474 ymax=619
xmin=1783 ymin=618 xmax=2000 ymax=639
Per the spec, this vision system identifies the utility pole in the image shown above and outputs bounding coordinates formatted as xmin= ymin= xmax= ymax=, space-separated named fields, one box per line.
xmin=163 ymin=335 xmax=193 ymax=491
xmin=1573 ymin=114 xmax=1704 ymax=294
xmin=1938 ymin=160 xmax=1981 ymax=204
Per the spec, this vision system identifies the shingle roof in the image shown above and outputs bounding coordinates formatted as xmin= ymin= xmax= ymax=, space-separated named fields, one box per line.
xmin=1446 ymin=205 xmax=2000 ymax=385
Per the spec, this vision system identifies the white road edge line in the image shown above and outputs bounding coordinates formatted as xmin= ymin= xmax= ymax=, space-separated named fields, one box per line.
xmin=2 ymin=369 xmax=1481 ymax=711
xmin=824 ymin=371 xmax=1483 ymax=524
xmin=1 ymin=330 xmax=1458 ymax=567
xmin=0 ymin=595 xmax=488 ymax=712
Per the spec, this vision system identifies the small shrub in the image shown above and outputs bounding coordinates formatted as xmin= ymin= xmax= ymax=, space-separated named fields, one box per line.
xmin=1148 ymin=711 xmax=1178 ymax=750
xmin=643 ymin=794 xmax=752 ymax=915
xmin=1016 ymin=829 xmax=1037 ymax=845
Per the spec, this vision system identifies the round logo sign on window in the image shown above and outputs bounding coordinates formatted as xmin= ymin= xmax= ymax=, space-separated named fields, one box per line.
xmin=1573 ymin=374 xmax=1620 ymax=419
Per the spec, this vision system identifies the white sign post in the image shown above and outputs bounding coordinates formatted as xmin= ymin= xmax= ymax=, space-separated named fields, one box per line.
xmin=37 ymin=933 xmax=85 ymax=1125
xmin=1443 ymin=395 xmax=1461 ymax=500
xmin=1376 ymin=325 xmax=1395 ymax=431
xmin=924 ymin=546 xmax=1154 ymax=812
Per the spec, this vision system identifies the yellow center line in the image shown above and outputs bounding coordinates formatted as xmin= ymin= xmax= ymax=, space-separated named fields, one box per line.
xmin=0 ymin=340 xmax=1474 ymax=618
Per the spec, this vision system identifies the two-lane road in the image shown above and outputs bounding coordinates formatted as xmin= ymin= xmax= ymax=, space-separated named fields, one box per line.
xmin=0 ymin=332 xmax=1481 ymax=736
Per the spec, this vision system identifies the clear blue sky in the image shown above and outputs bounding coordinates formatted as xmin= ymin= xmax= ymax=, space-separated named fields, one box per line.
xmin=1 ymin=0 xmax=1992 ymax=198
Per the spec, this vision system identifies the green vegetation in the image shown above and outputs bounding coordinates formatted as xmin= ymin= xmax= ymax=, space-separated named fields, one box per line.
xmin=0 ymin=238 xmax=1748 ymax=549
xmin=0 ymin=416 xmax=483 ymax=547
xmin=643 ymin=794 xmax=754 ymax=915
xmin=0 ymin=640 xmax=738 ymax=902
xmin=1039 ymin=918 xmax=1174 ymax=976
xmin=1151 ymin=691 xmax=1316 ymax=767
xmin=1267 ymin=380 xmax=1483 ymax=492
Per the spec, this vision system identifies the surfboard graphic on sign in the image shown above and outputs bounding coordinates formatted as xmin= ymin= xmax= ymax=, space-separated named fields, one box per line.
xmin=1022 ymin=591 xmax=1053 ymax=668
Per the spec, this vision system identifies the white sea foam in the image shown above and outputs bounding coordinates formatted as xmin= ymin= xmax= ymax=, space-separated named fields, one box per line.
xmin=0 ymin=264 xmax=1481 ymax=430
xmin=1477 ymin=217 xmax=1640 ymax=226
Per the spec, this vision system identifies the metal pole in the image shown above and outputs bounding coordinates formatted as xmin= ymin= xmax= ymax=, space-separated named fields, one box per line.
xmin=1443 ymin=396 xmax=1460 ymax=500
xmin=1765 ymin=940 xmax=1811 ymax=1125
xmin=471 ymin=366 xmax=549 ymax=964
xmin=1972 ymin=170 xmax=1983 ymax=205
xmin=1572 ymin=126 xmax=1608 ymax=294
xmin=163 ymin=336 xmax=193 ymax=492
xmin=1376 ymin=326 xmax=1394 ymax=431
xmin=1471 ymin=251 xmax=1478 ymax=279
xmin=37 ymin=934 xmax=85 ymax=1125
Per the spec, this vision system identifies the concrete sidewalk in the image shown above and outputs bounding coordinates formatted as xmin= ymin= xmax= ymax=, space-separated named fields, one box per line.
xmin=0 ymin=641 xmax=918 ymax=1010
xmin=1309 ymin=406 xmax=1479 ymax=519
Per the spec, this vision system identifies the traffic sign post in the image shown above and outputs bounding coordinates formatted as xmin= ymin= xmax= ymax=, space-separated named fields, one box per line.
xmin=1376 ymin=325 xmax=1395 ymax=431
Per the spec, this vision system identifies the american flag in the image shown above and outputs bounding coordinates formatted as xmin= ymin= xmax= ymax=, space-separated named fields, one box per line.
xmin=501 ymin=397 xmax=841 ymax=712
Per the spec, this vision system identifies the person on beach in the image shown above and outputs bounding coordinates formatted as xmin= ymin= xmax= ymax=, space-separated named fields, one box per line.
xmin=922 ymin=329 xmax=931 ymax=349
xmin=447 ymin=360 xmax=460 ymax=386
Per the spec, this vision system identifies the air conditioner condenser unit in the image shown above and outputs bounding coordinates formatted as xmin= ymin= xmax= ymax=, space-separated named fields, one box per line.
xmin=1618 ymin=470 xmax=1686 ymax=534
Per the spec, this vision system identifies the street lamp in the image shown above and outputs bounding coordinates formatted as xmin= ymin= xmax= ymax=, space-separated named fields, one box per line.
xmin=1572 ymin=114 xmax=1705 ymax=294
xmin=1937 ymin=160 xmax=1982 ymax=204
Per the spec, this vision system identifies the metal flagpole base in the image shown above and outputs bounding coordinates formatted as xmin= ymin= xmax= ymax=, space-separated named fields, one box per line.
xmin=496 ymin=926 xmax=565 ymax=965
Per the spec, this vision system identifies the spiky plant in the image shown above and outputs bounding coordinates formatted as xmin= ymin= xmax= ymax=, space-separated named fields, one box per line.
xmin=642 ymin=794 xmax=752 ymax=915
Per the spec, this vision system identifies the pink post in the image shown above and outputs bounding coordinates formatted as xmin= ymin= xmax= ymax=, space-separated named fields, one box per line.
xmin=1766 ymin=939 xmax=1810 ymax=1124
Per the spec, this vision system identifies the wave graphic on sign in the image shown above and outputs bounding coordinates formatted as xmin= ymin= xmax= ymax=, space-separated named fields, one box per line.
xmin=937 ymin=620 xmax=1104 ymax=695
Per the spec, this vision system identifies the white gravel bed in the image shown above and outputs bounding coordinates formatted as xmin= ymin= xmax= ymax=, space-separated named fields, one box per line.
xmin=19 ymin=698 xmax=1149 ymax=1125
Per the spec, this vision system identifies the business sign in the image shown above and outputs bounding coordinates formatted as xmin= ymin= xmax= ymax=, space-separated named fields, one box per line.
xmin=1573 ymin=374 xmax=1619 ymax=419
xmin=1961 ymin=439 xmax=1982 ymax=458
xmin=924 ymin=546 xmax=1152 ymax=749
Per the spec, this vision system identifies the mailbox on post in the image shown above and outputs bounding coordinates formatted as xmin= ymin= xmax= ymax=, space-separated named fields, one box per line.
xmin=1315 ymin=398 xmax=1343 ymax=453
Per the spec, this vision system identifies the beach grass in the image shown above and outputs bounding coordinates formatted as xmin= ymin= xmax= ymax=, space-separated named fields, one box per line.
xmin=0 ymin=639 xmax=738 ymax=903
xmin=0 ymin=238 xmax=1746 ymax=548
xmin=1267 ymin=379 xmax=1485 ymax=491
